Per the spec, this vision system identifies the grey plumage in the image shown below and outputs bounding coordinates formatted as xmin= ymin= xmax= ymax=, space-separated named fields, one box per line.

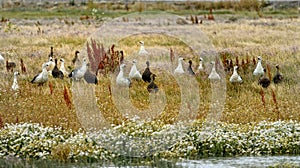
xmin=31 ymin=62 xmax=50 ymax=85
xmin=70 ymin=58 xmax=87 ymax=81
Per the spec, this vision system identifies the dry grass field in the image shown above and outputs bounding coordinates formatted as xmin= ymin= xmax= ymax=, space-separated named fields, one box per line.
xmin=0 ymin=4 xmax=299 ymax=133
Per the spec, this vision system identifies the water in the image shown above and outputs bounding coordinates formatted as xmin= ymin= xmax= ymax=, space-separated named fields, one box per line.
xmin=176 ymin=156 xmax=300 ymax=168
xmin=0 ymin=156 xmax=300 ymax=168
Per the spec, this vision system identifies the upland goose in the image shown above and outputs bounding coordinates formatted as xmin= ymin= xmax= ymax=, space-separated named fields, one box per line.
xmin=11 ymin=72 xmax=20 ymax=91
xmin=174 ymin=57 xmax=185 ymax=74
xmin=69 ymin=58 xmax=87 ymax=81
xmin=129 ymin=59 xmax=142 ymax=80
xmin=198 ymin=57 xmax=204 ymax=71
xmin=208 ymin=61 xmax=221 ymax=80
xmin=273 ymin=64 xmax=283 ymax=84
xmin=116 ymin=63 xmax=131 ymax=87
xmin=230 ymin=66 xmax=243 ymax=83
xmin=52 ymin=58 xmax=64 ymax=79
xmin=258 ymin=69 xmax=270 ymax=88
xmin=253 ymin=56 xmax=264 ymax=76
xmin=187 ymin=60 xmax=195 ymax=76
xmin=147 ymin=74 xmax=158 ymax=93
xmin=138 ymin=41 xmax=148 ymax=55
xmin=142 ymin=61 xmax=153 ymax=83
xmin=31 ymin=62 xmax=50 ymax=85
xmin=59 ymin=58 xmax=68 ymax=77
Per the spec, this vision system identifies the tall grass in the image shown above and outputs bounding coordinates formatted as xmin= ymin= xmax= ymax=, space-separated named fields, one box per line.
xmin=0 ymin=11 xmax=299 ymax=131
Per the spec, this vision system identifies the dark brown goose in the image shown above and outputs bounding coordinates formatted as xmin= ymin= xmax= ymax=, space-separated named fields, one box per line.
xmin=142 ymin=61 xmax=153 ymax=83
xmin=258 ymin=68 xmax=270 ymax=88
xmin=6 ymin=60 xmax=16 ymax=72
xmin=52 ymin=58 xmax=64 ymax=79
xmin=72 ymin=51 xmax=80 ymax=65
xmin=48 ymin=46 xmax=54 ymax=58
xmin=187 ymin=60 xmax=195 ymax=76
xmin=273 ymin=64 xmax=283 ymax=84
xmin=147 ymin=74 xmax=158 ymax=93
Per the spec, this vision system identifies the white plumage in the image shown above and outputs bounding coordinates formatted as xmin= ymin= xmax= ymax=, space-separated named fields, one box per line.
xmin=174 ymin=57 xmax=185 ymax=74
xmin=129 ymin=60 xmax=142 ymax=80
xmin=0 ymin=54 xmax=4 ymax=64
xmin=71 ymin=58 xmax=87 ymax=81
xmin=59 ymin=58 xmax=68 ymax=77
xmin=31 ymin=62 xmax=50 ymax=85
xmin=208 ymin=61 xmax=221 ymax=80
xmin=138 ymin=41 xmax=148 ymax=55
xmin=198 ymin=57 xmax=204 ymax=71
xmin=11 ymin=72 xmax=20 ymax=91
xmin=230 ymin=66 xmax=242 ymax=83
xmin=116 ymin=63 xmax=131 ymax=87
xmin=47 ymin=56 xmax=55 ymax=76
xmin=253 ymin=56 xmax=264 ymax=76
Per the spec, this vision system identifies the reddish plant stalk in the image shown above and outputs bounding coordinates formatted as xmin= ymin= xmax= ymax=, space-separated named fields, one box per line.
xmin=49 ymin=82 xmax=53 ymax=95
xmin=0 ymin=114 xmax=3 ymax=128
xmin=63 ymin=86 xmax=72 ymax=109
xmin=260 ymin=88 xmax=266 ymax=109
xmin=271 ymin=88 xmax=280 ymax=120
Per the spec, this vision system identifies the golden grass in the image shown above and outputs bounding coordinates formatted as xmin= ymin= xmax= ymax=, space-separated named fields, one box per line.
xmin=0 ymin=15 xmax=299 ymax=131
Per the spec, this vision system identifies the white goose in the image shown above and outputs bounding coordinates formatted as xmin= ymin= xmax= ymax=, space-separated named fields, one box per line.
xmin=174 ymin=57 xmax=185 ymax=74
xmin=59 ymin=58 xmax=68 ymax=77
xmin=11 ymin=72 xmax=20 ymax=91
xmin=208 ymin=61 xmax=221 ymax=80
xmin=129 ymin=60 xmax=142 ymax=80
xmin=230 ymin=66 xmax=242 ymax=83
xmin=198 ymin=57 xmax=204 ymax=71
xmin=47 ymin=56 xmax=55 ymax=76
xmin=0 ymin=54 xmax=4 ymax=64
xmin=138 ymin=41 xmax=148 ymax=55
xmin=70 ymin=58 xmax=87 ymax=81
xmin=31 ymin=62 xmax=50 ymax=85
xmin=116 ymin=63 xmax=131 ymax=87
xmin=253 ymin=56 xmax=264 ymax=76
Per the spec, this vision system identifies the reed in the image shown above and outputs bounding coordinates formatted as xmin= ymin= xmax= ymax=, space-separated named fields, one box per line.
xmin=63 ymin=85 xmax=72 ymax=109
xmin=271 ymin=88 xmax=280 ymax=120
xmin=260 ymin=88 xmax=266 ymax=110
xmin=0 ymin=114 xmax=3 ymax=128
xmin=49 ymin=82 xmax=53 ymax=95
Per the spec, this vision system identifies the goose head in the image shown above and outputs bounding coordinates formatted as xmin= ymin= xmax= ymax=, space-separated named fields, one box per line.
xmin=60 ymin=58 xmax=65 ymax=63
xmin=132 ymin=59 xmax=137 ymax=64
xmin=120 ymin=63 xmax=126 ymax=70
xmin=43 ymin=62 xmax=50 ymax=69
xmin=233 ymin=65 xmax=239 ymax=71
xmin=146 ymin=61 xmax=150 ymax=67
xmin=139 ymin=41 xmax=144 ymax=45
xmin=257 ymin=56 xmax=262 ymax=62
xmin=178 ymin=57 xmax=185 ymax=62
xmin=82 ymin=58 xmax=87 ymax=64
xmin=199 ymin=57 xmax=203 ymax=61
xmin=188 ymin=60 xmax=193 ymax=65
xmin=14 ymin=71 xmax=20 ymax=77
xmin=275 ymin=64 xmax=280 ymax=70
